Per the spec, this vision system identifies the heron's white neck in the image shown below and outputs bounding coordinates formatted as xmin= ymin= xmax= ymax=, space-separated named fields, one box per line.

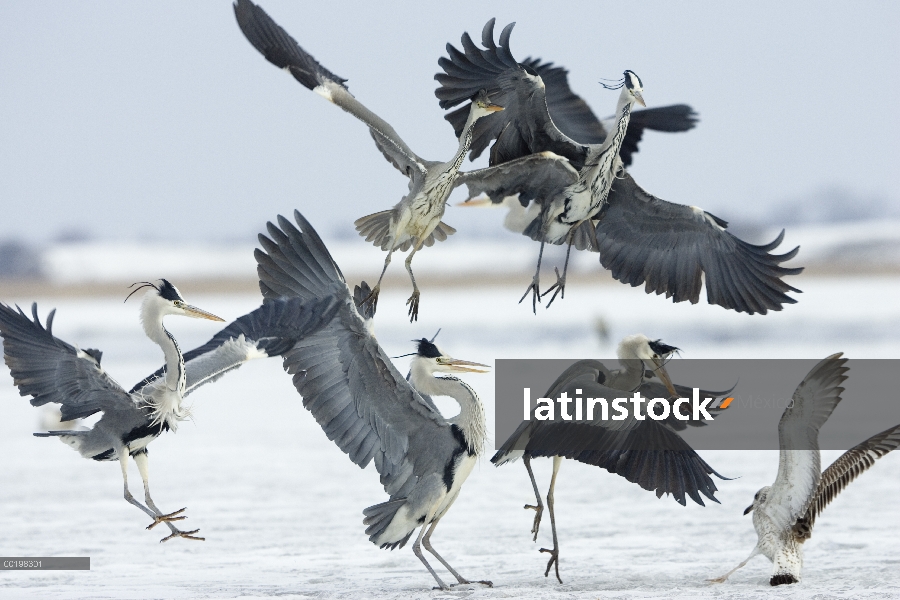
xmin=444 ymin=110 xmax=479 ymax=177
xmin=140 ymin=294 xmax=187 ymax=428
xmin=410 ymin=363 xmax=486 ymax=457
xmin=582 ymin=86 xmax=635 ymax=186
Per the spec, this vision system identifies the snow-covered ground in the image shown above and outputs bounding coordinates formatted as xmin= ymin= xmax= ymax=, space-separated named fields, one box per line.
xmin=2 ymin=276 xmax=900 ymax=599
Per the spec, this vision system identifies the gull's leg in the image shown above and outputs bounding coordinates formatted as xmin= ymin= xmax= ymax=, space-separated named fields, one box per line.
xmin=422 ymin=518 xmax=492 ymax=588
xmin=540 ymin=456 xmax=563 ymax=584
xmin=523 ymin=455 xmax=544 ymax=541
xmin=708 ymin=547 xmax=760 ymax=583
xmin=412 ymin=522 xmax=450 ymax=591
xmin=133 ymin=450 xmax=204 ymax=542
xmin=542 ymin=238 xmax=575 ymax=308
xmin=519 ymin=241 xmax=546 ymax=314
xmin=404 ymin=240 xmax=425 ymax=322
xmin=361 ymin=245 xmax=396 ymax=314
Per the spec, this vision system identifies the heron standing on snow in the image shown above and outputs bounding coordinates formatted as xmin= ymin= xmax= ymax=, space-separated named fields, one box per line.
xmin=234 ymin=0 xmax=503 ymax=321
xmin=255 ymin=210 xmax=493 ymax=590
xmin=0 ymin=280 xmax=337 ymax=541
xmin=436 ymin=20 xmax=801 ymax=314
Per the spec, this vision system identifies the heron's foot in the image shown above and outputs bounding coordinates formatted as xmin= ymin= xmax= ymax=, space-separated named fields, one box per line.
xmin=541 ymin=267 xmax=566 ymax=308
xmin=449 ymin=580 xmax=493 ymax=589
xmin=707 ymin=575 xmax=728 ymax=584
xmin=146 ymin=507 xmax=187 ymax=530
xmin=524 ymin=502 xmax=544 ymax=541
xmin=359 ymin=286 xmax=381 ymax=315
xmin=159 ymin=527 xmax=205 ymax=543
xmin=540 ymin=545 xmax=562 ymax=584
xmin=518 ymin=276 xmax=541 ymax=314
xmin=406 ymin=290 xmax=420 ymax=322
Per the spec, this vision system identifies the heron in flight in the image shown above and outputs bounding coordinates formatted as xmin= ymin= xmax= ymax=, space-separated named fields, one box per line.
xmin=234 ymin=0 xmax=503 ymax=322
xmin=0 ymin=280 xmax=337 ymax=541
xmin=255 ymin=210 xmax=493 ymax=590
xmin=493 ymin=334 xmax=730 ymax=582
xmin=436 ymin=20 xmax=802 ymax=314
xmin=710 ymin=354 xmax=900 ymax=586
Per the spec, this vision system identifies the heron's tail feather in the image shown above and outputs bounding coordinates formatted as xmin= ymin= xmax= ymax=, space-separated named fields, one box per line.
xmin=363 ymin=498 xmax=413 ymax=549
xmin=422 ymin=221 xmax=457 ymax=248
xmin=570 ymin=219 xmax=598 ymax=252
xmin=522 ymin=216 xmax=543 ymax=243
xmin=354 ymin=210 xmax=397 ymax=251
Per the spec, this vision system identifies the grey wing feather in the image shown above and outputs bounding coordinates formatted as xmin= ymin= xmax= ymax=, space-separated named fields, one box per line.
xmin=637 ymin=380 xmax=734 ymax=431
xmin=456 ymin=152 xmax=578 ymax=206
xmin=256 ymin=210 xmax=461 ymax=498
xmin=767 ymin=354 xmax=849 ymax=529
xmin=595 ymin=172 xmax=803 ymax=314
xmin=614 ymin=105 xmax=699 ymax=167
xmin=130 ymin=296 xmax=341 ymax=396
xmin=794 ymin=422 xmax=900 ymax=539
xmin=234 ymin=0 xmax=426 ymax=179
xmin=0 ymin=303 xmax=134 ymax=421
xmin=435 ymin=19 xmax=588 ymax=167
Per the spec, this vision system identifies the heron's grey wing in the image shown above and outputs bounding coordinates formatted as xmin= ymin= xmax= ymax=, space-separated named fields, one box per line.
xmin=765 ymin=354 xmax=849 ymax=529
xmin=794 ymin=422 xmax=900 ymax=539
xmin=611 ymin=105 xmax=699 ymax=167
xmin=637 ymin=380 xmax=734 ymax=431
xmin=130 ymin=296 xmax=340 ymax=397
xmin=234 ymin=0 xmax=427 ymax=180
xmin=456 ymin=152 xmax=578 ymax=207
xmin=435 ymin=19 xmax=588 ymax=168
xmin=256 ymin=210 xmax=460 ymax=499
xmin=0 ymin=303 xmax=134 ymax=421
xmin=595 ymin=172 xmax=803 ymax=314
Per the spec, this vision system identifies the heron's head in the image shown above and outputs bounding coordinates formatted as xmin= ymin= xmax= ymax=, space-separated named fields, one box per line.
xmin=126 ymin=279 xmax=225 ymax=323
xmin=618 ymin=334 xmax=679 ymax=396
xmin=469 ymin=89 xmax=504 ymax=121
xmin=412 ymin=337 xmax=491 ymax=375
xmin=745 ymin=486 xmax=770 ymax=515
xmin=623 ymin=70 xmax=645 ymax=107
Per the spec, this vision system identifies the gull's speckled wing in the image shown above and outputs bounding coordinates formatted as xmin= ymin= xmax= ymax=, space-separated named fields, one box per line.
xmin=595 ymin=172 xmax=803 ymax=315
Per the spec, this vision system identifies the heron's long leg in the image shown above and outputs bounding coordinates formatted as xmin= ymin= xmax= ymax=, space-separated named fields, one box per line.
xmin=422 ymin=518 xmax=492 ymax=588
xmin=540 ymin=456 xmax=563 ymax=584
xmin=542 ymin=239 xmax=575 ymax=308
xmin=119 ymin=452 xmax=159 ymax=521
xmin=412 ymin=521 xmax=450 ymax=591
xmin=133 ymin=450 xmax=204 ymax=542
xmin=361 ymin=246 xmax=396 ymax=314
xmin=708 ymin=548 xmax=760 ymax=583
xmin=404 ymin=240 xmax=425 ymax=322
xmin=519 ymin=241 xmax=546 ymax=314
xmin=523 ymin=455 xmax=544 ymax=541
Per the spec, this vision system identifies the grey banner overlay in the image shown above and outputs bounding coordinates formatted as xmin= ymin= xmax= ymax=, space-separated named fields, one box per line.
xmin=495 ymin=359 xmax=900 ymax=450
xmin=1 ymin=557 xmax=90 ymax=570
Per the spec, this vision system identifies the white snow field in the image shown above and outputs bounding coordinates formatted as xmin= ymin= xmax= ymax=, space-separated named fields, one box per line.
xmin=2 ymin=274 xmax=900 ymax=599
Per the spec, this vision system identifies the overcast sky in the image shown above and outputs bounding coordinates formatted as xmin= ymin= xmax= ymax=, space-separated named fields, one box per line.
xmin=0 ymin=1 xmax=897 ymax=244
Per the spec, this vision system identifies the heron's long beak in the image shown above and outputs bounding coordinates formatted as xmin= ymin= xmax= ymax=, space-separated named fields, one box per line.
xmin=438 ymin=357 xmax=491 ymax=373
xmin=183 ymin=305 xmax=226 ymax=322
xmin=485 ymin=103 xmax=504 ymax=113
xmin=457 ymin=196 xmax=493 ymax=208
xmin=634 ymin=91 xmax=646 ymax=107
xmin=743 ymin=504 xmax=754 ymax=516
xmin=651 ymin=357 xmax=678 ymax=397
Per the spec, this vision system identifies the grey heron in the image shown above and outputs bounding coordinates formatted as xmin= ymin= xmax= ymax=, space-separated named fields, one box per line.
xmin=234 ymin=0 xmax=503 ymax=322
xmin=254 ymin=210 xmax=493 ymax=590
xmin=492 ymin=334 xmax=730 ymax=582
xmin=710 ymin=354 xmax=900 ymax=586
xmin=0 ymin=280 xmax=338 ymax=542
xmin=436 ymin=20 xmax=802 ymax=314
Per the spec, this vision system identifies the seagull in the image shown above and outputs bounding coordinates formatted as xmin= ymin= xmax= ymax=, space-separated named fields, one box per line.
xmin=234 ymin=0 xmax=503 ymax=321
xmin=255 ymin=210 xmax=493 ymax=590
xmin=493 ymin=334 xmax=730 ymax=582
xmin=710 ymin=353 xmax=900 ymax=585
xmin=436 ymin=20 xmax=802 ymax=314
xmin=0 ymin=281 xmax=337 ymax=541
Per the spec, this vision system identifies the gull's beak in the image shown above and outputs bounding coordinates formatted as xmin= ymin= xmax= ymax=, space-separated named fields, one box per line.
xmin=633 ymin=91 xmax=646 ymax=107
xmin=457 ymin=196 xmax=493 ymax=208
xmin=438 ymin=357 xmax=491 ymax=374
xmin=651 ymin=357 xmax=678 ymax=397
xmin=182 ymin=305 xmax=226 ymax=322
xmin=743 ymin=504 xmax=754 ymax=516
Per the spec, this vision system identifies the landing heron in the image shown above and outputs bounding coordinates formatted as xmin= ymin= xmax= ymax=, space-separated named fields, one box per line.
xmin=234 ymin=0 xmax=503 ymax=322
xmin=710 ymin=354 xmax=900 ymax=586
xmin=436 ymin=20 xmax=802 ymax=314
xmin=493 ymin=334 xmax=730 ymax=582
xmin=0 ymin=280 xmax=337 ymax=541
xmin=254 ymin=210 xmax=493 ymax=591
